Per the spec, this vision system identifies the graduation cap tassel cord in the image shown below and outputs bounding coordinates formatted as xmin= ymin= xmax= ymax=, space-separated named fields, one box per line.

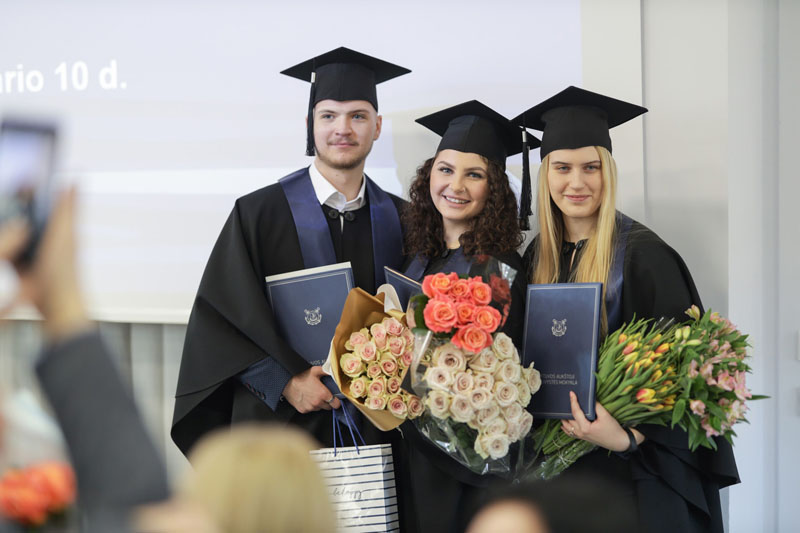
xmin=305 ymin=70 xmax=316 ymax=157
xmin=519 ymin=129 xmax=533 ymax=231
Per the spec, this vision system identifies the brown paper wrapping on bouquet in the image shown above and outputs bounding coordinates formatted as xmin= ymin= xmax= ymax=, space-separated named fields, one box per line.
xmin=328 ymin=288 xmax=408 ymax=432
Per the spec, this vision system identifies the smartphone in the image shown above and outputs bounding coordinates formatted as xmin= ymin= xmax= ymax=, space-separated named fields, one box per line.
xmin=0 ymin=118 xmax=58 ymax=263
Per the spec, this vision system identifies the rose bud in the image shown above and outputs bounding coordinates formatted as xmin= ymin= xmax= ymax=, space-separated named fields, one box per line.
xmin=387 ymin=336 xmax=407 ymax=357
xmin=368 ymin=376 xmax=387 ymax=398
xmin=480 ymin=433 xmax=510 ymax=460
xmin=387 ymin=376 xmax=403 ymax=395
xmin=340 ymin=353 xmax=366 ymax=378
xmin=380 ymin=354 xmax=399 ymax=376
xmin=356 ymin=340 xmax=379 ymax=363
xmin=452 ymin=371 xmax=475 ymax=395
xmin=424 ymin=367 xmax=454 ymax=391
xmin=422 ymin=272 xmax=459 ymax=298
xmin=366 ymin=395 xmax=387 ymax=410
xmin=449 ymin=394 xmax=475 ymax=423
xmin=469 ymin=388 xmax=493 ymax=410
xmin=425 ymin=390 xmax=452 ymax=419
xmin=370 ymin=323 xmax=388 ymax=349
xmin=349 ymin=376 xmax=369 ymax=398
xmin=493 ymin=381 xmax=519 ymax=407
xmin=407 ymin=395 xmax=425 ymax=419
xmin=367 ymin=362 xmax=383 ymax=379
xmin=474 ymin=305 xmax=502 ymax=333
xmin=423 ymin=298 xmax=459 ymax=333
xmin=494 ymin=360 xmax=521 ymax=383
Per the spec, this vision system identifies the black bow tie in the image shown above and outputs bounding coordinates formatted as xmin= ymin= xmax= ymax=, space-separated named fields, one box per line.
xmin=327 ymin=207 xmax=355 ymax=221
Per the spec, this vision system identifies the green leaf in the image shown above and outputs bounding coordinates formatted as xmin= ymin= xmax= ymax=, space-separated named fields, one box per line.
xmin=672 ymin=399 xmax=686 ymax=427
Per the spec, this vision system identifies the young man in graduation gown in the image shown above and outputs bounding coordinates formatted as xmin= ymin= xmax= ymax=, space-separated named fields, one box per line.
xmin=171 ymin=48 xmax=410 ymax=456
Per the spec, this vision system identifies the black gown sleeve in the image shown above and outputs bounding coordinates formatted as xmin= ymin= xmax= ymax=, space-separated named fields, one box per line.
xmin=171 ymin=196 xmax=310 ymax=455
xmin=621 ymin=223 xmax=739 ymax=533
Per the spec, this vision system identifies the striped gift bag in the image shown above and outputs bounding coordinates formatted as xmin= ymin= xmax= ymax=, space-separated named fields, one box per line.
xmin=310 ymin=444 xmax=399 ymax=532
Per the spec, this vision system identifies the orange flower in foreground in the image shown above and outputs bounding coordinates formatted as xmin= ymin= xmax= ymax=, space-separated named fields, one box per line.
xmin=0 ymin=462 xmax=75 ymax=526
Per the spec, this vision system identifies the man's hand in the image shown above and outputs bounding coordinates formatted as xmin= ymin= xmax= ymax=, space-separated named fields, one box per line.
xmin=282 ymin=366 xmax=341 ymax=413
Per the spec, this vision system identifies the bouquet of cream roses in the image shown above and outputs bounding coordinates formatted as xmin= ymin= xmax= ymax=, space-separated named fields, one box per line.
xmin=407 ymin=265 xmax=541 ymax=475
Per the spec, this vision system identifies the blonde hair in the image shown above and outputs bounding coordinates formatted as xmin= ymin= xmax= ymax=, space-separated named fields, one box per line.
xmin=531 ymin=146 xmax=618 ymax=334
xmin=182 ymin=424 xmax=335 ymax=533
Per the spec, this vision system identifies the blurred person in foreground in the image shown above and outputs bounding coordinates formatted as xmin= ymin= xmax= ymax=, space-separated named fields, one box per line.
xmin=0 ymin=190 xmax=174 ymax=532
xmin=465 ymin=475 xmax=637 ymax=533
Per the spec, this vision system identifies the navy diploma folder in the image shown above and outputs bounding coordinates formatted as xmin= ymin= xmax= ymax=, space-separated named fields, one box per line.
xmin=384 ymin=266 xmax=422 ymax=310
xmin=522 ymin=283 xmax=602 ymax=420
xmin=265 ymin=262 xmax=354 ymax=394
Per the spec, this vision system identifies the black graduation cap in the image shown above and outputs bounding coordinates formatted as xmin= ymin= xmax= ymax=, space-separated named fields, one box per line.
xmin=416 ymin=100 xmax=541 ymax=229
xmin=512 ymin=86 xmax=648 ymax=160
xmin=281 ymin=47 xmax=411 ymax=156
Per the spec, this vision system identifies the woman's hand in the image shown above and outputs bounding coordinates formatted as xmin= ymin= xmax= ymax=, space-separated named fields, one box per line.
xmin=561 ymin=391 xmax=644 ymax=452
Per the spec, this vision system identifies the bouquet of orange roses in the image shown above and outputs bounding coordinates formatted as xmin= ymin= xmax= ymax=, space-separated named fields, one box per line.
xmin=0 ymin=461 xmax=75 ymax=529
xmin=406 ymin=261 xmax=541 ymax=476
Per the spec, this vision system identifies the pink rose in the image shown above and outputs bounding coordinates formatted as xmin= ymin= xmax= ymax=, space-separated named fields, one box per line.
xmin=474 ymin=305 xmax=502 ymax=333
xmin=689 ymin=399 xmax=706 ymax=416
xmin=387 ymin=336 xmax=406 ymax=356
xmin=370 ymin=323 xmax=388 ymax=349
xmin=399 ymin=350 xmax=414 ymax=369
xmin=382 ymin=317 xmax=405 ymax=337
xmin=368 ymin=376 xmax=387 ymax=398
xmin=453 ymin=371 xmax=474 ymax=395
xmin=346 ymin=330 xmax=369 ymax=350
xmin=469 ymin=278 xmax=492 ymax=306
xmin=423 ymin=298 xmax=458 ymax=333
xmin=340 ymin=353 xmax=365 ymax=378
xmin=355 ymin=340 xmax=378 ymax=363
xmin=366 ymin=395 xmax=387 ymax=410
xmin=422 ymin=272 xmax=459 ymax=298
xmin=386 ymin=376 xmax=402 ymax=395
xmin=367 ymin=362 xmax=383 ymax=379
xmin=455 ymin=302 xmax=476 ymax=326
xmin=349 ymin=376 xmax=368 ymax=398
xmin=387 ymin=394 xmax=408 ymax=419
xmin=452 ymin=325 xmax=492 ymax=354
xmin=402 ymin=328 xmax=415 ymax=347
xmin=407 ymin=395 xmax=424 ymax=419
xmin=380 ymin=354 xmax=399 ymax=376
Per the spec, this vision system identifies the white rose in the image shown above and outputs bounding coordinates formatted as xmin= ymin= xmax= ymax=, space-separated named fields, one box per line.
xmin=480 ymin=433 xmax=511 ymax=460
xmin=473 ymin=372 xmax=495 ymax=391
xmin=519 ymin=411 xmax=534 ymax=438
xmin=475 ymin=404 xmax=501 ymax=427
xmin=435 ymin=346 xmax=467 ymax=373
xmin=527 ymin=366 xmax=542 ymax=395
xmin=425 ymin=390 xmax=451 ymax=419
xmin=453 ymin=371 xmax=475 ymax=395
xmin=494 ymin=381 xmax=519 ymax=407
xmin=483 ymin=416 xmax=508 ymax=436
xmin=469 ymin=387 xmax=493 ymax=410
xmin=506 ymin=420 xmax=523 ymax=442
xmin=469 ymin=348 xmax=499 ymax=374
xmin=474 ymin=433 xmax=488 ymax=459
xmin=424 ymin=367 xmax=454 ymax=391
xmin=491 ymin=332 xmax=516 ymax=360
xmin=433 ymin=343 xmax=464 ymax=366
xmin=502 ymin=403 xmax=523 ymax=424
xmin=449 ymin=394 xmax=475 ymax=423
xmin=494 ymin=359 xmax=521 ymax=383
xmin=516 ymin=381 xmax=532 ymax=408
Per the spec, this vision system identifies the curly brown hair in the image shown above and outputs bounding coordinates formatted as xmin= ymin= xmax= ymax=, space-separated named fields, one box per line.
xmin=403 ymin=154 xmax=523 ymax=259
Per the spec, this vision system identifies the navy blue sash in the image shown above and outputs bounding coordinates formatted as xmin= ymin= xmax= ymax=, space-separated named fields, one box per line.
xmin=279 ymin=168 xmax=403 ymax=287
xmin=605 ymin=212 xmax=633 ymax=332
xmin=404 ymin=248 xmax=474 ymax=281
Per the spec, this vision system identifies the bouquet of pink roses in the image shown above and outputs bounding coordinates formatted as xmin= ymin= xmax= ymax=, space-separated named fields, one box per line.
xmin=406 ymin=264 xmax=540 ymax=475
xmin=329 ymin=287 xmax=424 ymax=432
xmin=339 ymin=316 xmax=424 ymax=422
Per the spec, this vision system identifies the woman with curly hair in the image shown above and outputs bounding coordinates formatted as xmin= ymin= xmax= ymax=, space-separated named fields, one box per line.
xmin=514 ymin=86 xmax=738 ymax=533
xmin=396 ymin=100 xmax=537 ymax=533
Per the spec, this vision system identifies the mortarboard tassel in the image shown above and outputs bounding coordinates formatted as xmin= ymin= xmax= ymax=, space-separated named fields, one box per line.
xmin=305 ymin=69 xmax=316 ymax=156
xmin=519 ymin=128 xmax=532 ymax=230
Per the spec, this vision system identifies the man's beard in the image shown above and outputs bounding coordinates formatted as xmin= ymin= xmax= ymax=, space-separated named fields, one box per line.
xmin=316 ymin=141 xmax=373 ymax=170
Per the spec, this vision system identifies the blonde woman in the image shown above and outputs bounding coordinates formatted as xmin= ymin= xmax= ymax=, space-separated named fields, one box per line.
xmin=514 ymin=87 xmax=739 ymax=533
xmin=181 ymin=425 xmax=334 ymax=533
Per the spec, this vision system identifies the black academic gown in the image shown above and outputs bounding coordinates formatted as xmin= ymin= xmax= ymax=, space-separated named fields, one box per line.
xmin=396 ymin=249 xmax=527 ymax=533
xmin=523 ymin=216 xmax=740 ymax=533
xmin=171 ymin=171 xmax=406 ymax=457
